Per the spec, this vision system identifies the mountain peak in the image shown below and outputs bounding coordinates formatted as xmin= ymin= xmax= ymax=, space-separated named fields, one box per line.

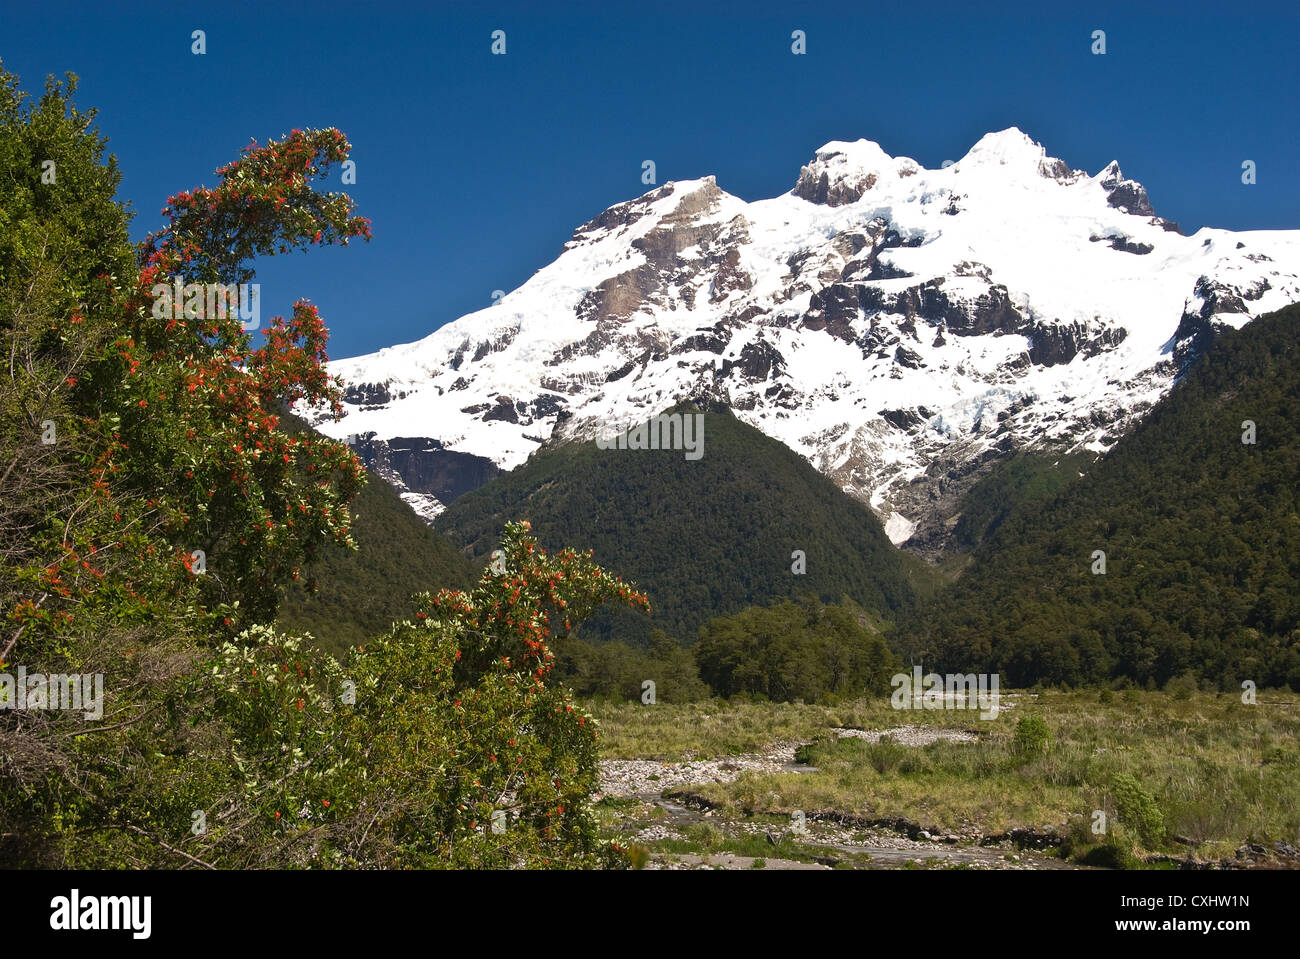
xmin=956 ymin=127 xmax=1051 ymax=171
xmin=307 ymin=130 xmax=1300 ymax=555
xmin=793 ymin=138 xmax=919 ymax=206
xmin=811 ymin=137 xmax=897 ymax=167
xmin=952 ymin=127 xmax=1092 ymax=186
xmin=964 ymin=126 xmax=1038 ymax=154
xmin=1099 ymin=159 xmax=1124 ymax=180
xmin=1094 ymin=159 xmax=1156 ymax=217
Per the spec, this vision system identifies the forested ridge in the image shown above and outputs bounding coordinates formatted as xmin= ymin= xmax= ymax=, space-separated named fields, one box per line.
xmin=899 ymin=304 xmax=1300 ymax=689
xmin=434 ymin=406 xmax=926 ymax=646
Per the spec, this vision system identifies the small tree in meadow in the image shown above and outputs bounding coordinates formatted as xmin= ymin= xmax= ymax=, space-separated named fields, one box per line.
xmin=1014 ymin=714 xmax=1053 ymax=759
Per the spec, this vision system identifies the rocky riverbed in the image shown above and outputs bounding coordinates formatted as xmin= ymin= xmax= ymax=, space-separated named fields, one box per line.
xmin=599 ymin=741 xmax=801 ymax=798
xmin=598 ymin=723 xmax=1083 ymax=870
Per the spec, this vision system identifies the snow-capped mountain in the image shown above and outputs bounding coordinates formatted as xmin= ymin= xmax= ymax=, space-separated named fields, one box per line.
xmin=301 ymin=128 xmax=1300 ymax=555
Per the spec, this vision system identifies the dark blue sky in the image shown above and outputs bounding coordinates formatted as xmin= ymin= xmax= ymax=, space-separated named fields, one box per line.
xmin=3 ymin=0 xmax=1297 ymax=360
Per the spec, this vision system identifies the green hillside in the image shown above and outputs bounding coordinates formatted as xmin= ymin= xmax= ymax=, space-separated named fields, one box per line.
xmin=434 ymin=405 xmax=919 ymax=646
xmin=277 ymin=457 xmax=476 ymax=659
xmin=900 ymin=303 xmax=1300 ymax=690
xmin=952 ymin=450 xmax=1091 ymax=552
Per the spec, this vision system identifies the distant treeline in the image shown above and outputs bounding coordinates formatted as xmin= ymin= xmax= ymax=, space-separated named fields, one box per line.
xmin=556 ymin=597 xmax=898 ymax=704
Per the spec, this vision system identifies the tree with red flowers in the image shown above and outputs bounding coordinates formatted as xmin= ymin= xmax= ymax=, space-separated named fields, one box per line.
xmin=0 ymin=64 xmax=372 ymax=866
xmin=2 ymin=65 xmax=649 ymax=870
xmin=107 ymin=124 xmax=372 ymax=630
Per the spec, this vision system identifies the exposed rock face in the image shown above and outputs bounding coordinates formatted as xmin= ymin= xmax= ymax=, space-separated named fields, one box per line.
xmin=1090 ymin=233 xmax=1154 ymax=255
xmin=383 ymin=438 xmax=501 ymax=502
xmin=804 ymin=284 xmax=862 ymax=343
xmin=1170 ymin=275 xmax=1257 ymax=368
xmin=887 ymin=437 xmax=1015 ymax=560
xmin=343 ymin=382 xmax=396 ymax=407
xmin=1099 ymin=161 xmax=1156 ymax=216
xmin=302 ymin=128 xmax=1300 ymax=557
xmin=1026 ymin=321 xmax=1128 ymax=367
xmin=347 ymin=434 xmax=502 ymax=518
xmin=794 ymin=149 xmax=880 ymax=206
xmin=715 ymin=338 xmax=786 ymax=383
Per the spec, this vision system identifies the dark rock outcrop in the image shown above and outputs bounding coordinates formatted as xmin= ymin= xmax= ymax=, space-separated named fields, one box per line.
xmin=714 ymin=338 xmax=786 ymax=383
xmin=1090 ymin=233 xmax=1154 ymax=255
xmin=794 ymin=165 xmax=877 ymax=206
xmin=804 ymin=284 xmax=862 ymax=343
xmin=1171 ymin=276 xmax=1250 ymax=369
xmin=1027 ymin=321 xmax=1128 ymax=367
xmin=1099 ymin=161 xmax=1156 ymax=217
xmin=342 ymin=381 xmax=393 ymax=407
xmin=483 ymin=396 xmax=520 ymax=423
xmin=354 ymin=436 xmax=502 ymax=507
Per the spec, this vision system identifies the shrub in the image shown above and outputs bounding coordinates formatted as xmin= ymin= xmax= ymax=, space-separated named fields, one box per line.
xmin=1078 ymin=837 xmax=1137 ymax=869
xmin=1165 ymin=672 xmax=1198 ymax=700
xmin=1111 ymin=773 xmax=1165 ymax=848
xmin=329 ymin=520 xmax=650 ymax=868
xmin=865 ymin=737 xmax=907 ymax=774
xmin=1014 ymin=715 xmax=1053 ymax=758
xmin=1167 ymin=797 xmax=1235 ymax=846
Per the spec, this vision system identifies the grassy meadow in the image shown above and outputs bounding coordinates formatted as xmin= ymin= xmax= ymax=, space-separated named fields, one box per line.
xmin=589 ymin=689 xmax=1300 ymax=866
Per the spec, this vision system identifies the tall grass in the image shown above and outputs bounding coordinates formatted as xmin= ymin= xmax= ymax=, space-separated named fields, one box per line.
xmin=591 ymin=690 xmax=1300 ymax=860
